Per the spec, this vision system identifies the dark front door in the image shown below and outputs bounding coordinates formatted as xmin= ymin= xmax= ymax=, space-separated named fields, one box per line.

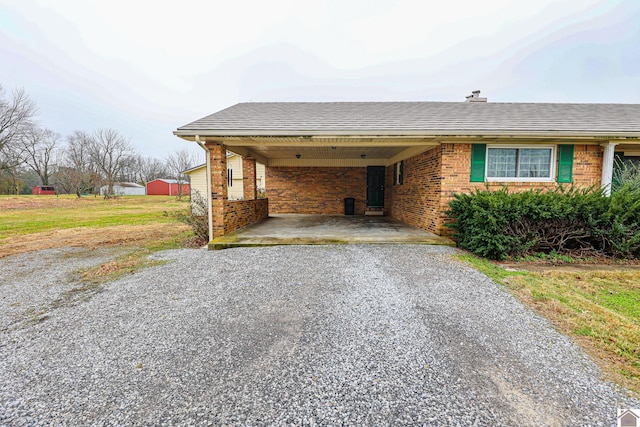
xmin=367 ymin=166 xmax=385 ymax=208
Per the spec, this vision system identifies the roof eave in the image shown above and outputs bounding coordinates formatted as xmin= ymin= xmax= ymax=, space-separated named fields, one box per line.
xmin=174 ymin=129 xmax=640 ymax=140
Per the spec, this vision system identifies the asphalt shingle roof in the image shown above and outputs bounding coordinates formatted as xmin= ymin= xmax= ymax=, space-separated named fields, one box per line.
xmin=175 ymin=102 xmax=640 ymax=137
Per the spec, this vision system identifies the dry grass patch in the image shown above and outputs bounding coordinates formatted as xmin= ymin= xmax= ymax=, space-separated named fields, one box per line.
xmin=0 ymin=195 xmax=193 ymax=257
xmin=79 ymin=250 xmax=167 ymax=284
xmin=0 ymin=223 xmax=191 ymax=258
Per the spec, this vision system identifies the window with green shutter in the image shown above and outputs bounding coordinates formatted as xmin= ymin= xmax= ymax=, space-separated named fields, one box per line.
xmin=557 ymin=145 xmax=574 ymax=183
xmin=470 ymin=144 xmax=486 ymax=182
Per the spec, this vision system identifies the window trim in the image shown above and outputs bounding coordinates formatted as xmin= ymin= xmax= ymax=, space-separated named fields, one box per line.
xmin=485 ymin=144 xmax=557 ymax=182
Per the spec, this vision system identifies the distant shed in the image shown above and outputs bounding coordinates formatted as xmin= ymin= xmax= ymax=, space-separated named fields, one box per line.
xmin=100 ymin=182 xmax=146 ymax=196
xmin=32 ymin=185 xmax=55 ymax=195
xmin=146 ymin=179 xmax=190 ymax=196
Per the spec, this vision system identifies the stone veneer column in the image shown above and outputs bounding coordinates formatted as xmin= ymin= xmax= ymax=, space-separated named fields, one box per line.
xmin=242 ymin=157 xmax=257 ymax=200
xmin=207 ymin=143 xmax=227 ymax=238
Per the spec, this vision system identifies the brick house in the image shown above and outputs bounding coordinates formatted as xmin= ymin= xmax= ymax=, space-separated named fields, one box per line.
xmin=174 ymin=92 xmax=640 ymax=242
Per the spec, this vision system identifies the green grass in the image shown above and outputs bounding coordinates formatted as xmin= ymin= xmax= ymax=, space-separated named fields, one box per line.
xmin=456 ymin=253 xmax=526 ymax=282
xmin=456 ymin=253 xmax=640 ymax=396
xmin=0 ymin=195 xmax=188 ymax=239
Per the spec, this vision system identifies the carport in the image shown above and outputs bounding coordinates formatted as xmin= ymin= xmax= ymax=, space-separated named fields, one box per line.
xmin=173 ymin=103 xmax=441 ymax=243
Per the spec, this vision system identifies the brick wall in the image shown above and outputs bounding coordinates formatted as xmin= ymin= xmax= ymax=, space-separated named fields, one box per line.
xmin=266 ymin=167 xmax=367 ymax=214
xmin=387 ymin=143 xmax=604 ymax=236
xmin=223 ymin=199 xmax=269 ymax=235
xmin=573 ymin=144 xmax=603 ymax=186
xmin=386 ymin=147 xmax=443 ymax=233
xmin=242 ymin=157 xmax=257 ymax=200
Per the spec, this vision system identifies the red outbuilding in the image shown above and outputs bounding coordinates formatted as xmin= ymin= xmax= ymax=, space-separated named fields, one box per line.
xmin=32 ymin=185 xmax=55 ymax=195
xmin=146 ymin=179 xmax=190 ymax=196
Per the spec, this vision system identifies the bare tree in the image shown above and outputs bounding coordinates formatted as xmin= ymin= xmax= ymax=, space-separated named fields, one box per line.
xmin=56 ymin=131 xmax=100 ymax=197
xmin=0 ymin=164 xmax=27 ymax=194
xmin=0 ymin=85 xmax=38 ymax=172
xmin=138 ymin=155 xmax=169 ymax=185
xmin=115 ymin=154 xmax=142 ymax=183
xmin=166 ymin=149 xmax=199 ymax=198
xmin=21 ymin=127 xmax=59 ymax=186
xmin=89 ymin=129 xmax=136 ymax=197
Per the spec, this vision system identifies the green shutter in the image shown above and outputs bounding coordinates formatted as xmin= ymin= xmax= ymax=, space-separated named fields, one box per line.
xmin=557 ymin=145 xmax=574 ymax=183
xmin=470 ymin=144 xmax=486 ymax=182
xmin=399 ymin=160 xmax=404 ymax=185
xmin=393 ymin=162 xmax=397 ymax=185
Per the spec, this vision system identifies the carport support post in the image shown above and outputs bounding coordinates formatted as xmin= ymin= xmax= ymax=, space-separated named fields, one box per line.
xmin=207 ymin=142 xmax=228 ymax=238
xmin=601 ymin=142 xmax=618 ymax=196
xmin=242 ymin=157 xmax=257 ymax=200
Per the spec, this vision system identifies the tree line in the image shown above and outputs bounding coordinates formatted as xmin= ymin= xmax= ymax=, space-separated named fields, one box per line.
xmin=0 ymin=84 xmax=199 ymax=196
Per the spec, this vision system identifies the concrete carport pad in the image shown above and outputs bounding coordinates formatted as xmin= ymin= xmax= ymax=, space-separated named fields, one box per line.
xmin=211 ymin=214 xmax=455 ymax=249
xmin=1 ymin=245 xmax=636 ymax=425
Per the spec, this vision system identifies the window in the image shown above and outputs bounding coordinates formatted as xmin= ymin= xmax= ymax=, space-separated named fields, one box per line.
xmin=394 ymin=160 xmax=404 ymax=185
xmin=625 ymin=156 xmax=640 ymax=166
xmin=227 ymin=168 xmax=233 ymax=187
xmin=486 ymin=146 xmax=554 ymax=181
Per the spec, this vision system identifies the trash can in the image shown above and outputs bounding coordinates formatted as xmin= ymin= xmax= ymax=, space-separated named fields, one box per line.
xmin=344 ymin=197 xmax=355 ymax=215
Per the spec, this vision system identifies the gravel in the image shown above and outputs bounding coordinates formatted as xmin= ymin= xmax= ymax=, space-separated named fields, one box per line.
xmin=1 ymin=244 xmax=637 ymax=426
xmin=0 ymin=247 xmax=127 ymax=331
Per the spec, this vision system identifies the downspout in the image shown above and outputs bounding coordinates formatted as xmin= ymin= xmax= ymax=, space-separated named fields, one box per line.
xmin=195 ymin=135 xmax=214 ymax=243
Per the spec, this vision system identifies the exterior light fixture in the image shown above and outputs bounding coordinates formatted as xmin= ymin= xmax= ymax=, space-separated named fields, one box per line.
xmin=360 ymin=154 xmax=366 ymax=159
xmin=296 ymin=154 xmax=301 ymax=159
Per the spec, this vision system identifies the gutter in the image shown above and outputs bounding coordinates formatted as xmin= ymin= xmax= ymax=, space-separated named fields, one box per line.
xmin=173 ymin=129 xmax=640 ymax=139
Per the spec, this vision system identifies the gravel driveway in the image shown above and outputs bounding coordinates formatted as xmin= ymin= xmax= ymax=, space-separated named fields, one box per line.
xmin=1 ymin=245 xmax=637 ymax=426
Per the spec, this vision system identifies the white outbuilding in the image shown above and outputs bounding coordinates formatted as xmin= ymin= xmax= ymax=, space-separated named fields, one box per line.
xmin=100 ymin=182 xmax=146 ymax=196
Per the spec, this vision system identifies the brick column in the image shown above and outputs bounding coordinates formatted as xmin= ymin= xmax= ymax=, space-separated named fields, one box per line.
xmin=207 ymin=143 xmax=227 ymax=238
xmin=242 ymin=157 xmax=257 ymax=200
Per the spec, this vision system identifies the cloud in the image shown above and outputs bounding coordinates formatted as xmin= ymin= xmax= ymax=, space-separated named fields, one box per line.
xmin=1 ymin=0 xmax=638 ymax=159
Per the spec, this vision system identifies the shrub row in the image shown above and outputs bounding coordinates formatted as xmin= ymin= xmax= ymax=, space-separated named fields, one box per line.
xmin=446 ymin=185 xmax=640 ymax=260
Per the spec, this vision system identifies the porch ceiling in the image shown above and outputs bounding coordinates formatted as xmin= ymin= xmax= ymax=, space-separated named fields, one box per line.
xmin=208 ymin=136 xmax=439 ymax=167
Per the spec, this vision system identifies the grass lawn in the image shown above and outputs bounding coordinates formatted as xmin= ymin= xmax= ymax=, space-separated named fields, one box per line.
xmin=459 ymin=254 xmax=640 ymax=397
xmin=0 ymin=195 xmax=193 ymax=258
xmin=0 ymin=195 xmax=186 ymax=236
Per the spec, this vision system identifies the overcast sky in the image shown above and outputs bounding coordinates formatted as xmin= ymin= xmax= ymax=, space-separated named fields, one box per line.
xmin=1 ymin=0 xmax=638 ymax=159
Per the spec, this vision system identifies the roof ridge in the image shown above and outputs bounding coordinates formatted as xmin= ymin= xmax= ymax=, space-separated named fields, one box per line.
xmin=233 ymin=100 xmax=640 ymax=106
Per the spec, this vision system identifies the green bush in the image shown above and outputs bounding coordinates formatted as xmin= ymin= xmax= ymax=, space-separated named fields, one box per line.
xmin=613 ymin=158 xmax=640 ymax=193
xmin=447 ymin=185 xmax=640 ymax=260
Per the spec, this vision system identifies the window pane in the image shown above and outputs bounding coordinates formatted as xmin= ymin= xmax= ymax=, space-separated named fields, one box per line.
xmin=518 ymin=148 xmax=551 ymax=178
xmin=487 ymin=148 xmax=517 ymax=177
